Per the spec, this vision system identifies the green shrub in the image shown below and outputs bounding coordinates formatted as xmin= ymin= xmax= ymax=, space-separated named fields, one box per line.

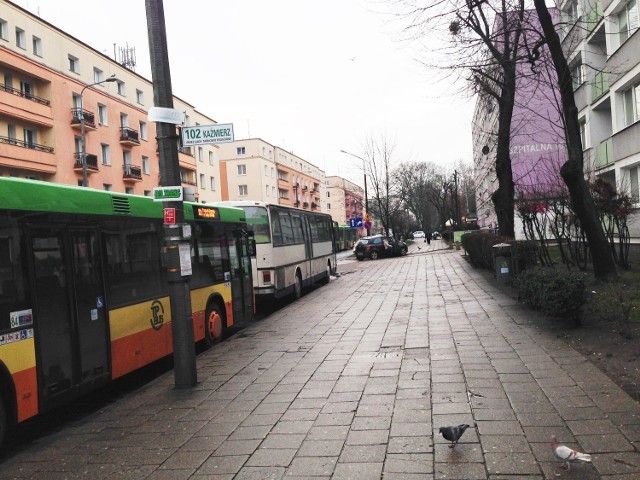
xmin=514 ymin=268 xmax=587 ymax=325
xmin=460 ymin=231 xmax=538 ymax=275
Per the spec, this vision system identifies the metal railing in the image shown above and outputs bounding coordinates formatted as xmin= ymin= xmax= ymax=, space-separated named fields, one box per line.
xmin=123 ymin=164 xmax=142 ymax=180
xmin=120 ymin=127 xmax=140 ymax=144
xmin=73 ymin=152 xmax=99 ymax=169
xmin=71 ymin=108 xmax=96 ymax=128
xmin=594 ymin=138 xmax=613 ymax=169
xmin=0 ymin=135 xmax=54 ymax=153
xmin=0 ymin=83 xmax=50 ymax=105
xmin=591 ymin=71 xmax=609 ymax=102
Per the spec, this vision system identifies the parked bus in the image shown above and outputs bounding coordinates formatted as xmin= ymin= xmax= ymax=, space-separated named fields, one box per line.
xmin=335 ymin=224 xmax=359 ymax=251
xmin=214 ymin=202 xmax=337 ymax=302
xmin=0 ymin=178 xmax=254 ymax=446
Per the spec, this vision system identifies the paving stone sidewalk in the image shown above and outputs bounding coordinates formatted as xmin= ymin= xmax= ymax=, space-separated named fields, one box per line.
xmin=1 ymin=240 xmax=639 ymax=479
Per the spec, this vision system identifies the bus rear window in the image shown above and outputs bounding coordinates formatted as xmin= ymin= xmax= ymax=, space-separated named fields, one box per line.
xmin=242 ymin=206 xmax=271 ymax=244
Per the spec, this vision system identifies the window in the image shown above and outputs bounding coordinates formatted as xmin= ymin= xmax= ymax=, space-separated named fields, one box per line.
xmin=101 ymin=144 xmax=111 ymax=165
xmin=630 ymin=166 xmax=639 ymax=201
xmin=23 ymin=128 xmax=35 ymax=148
xmin=125 ymin=187 xmax=134 ymax=195
xmin=68 ymin=54 xmax=79 ymax=73
xmin=200 ymin=174 xmax=205 ymax=188
xmin=623 ymin=82 xmax=640 ymax=127
xmin=32 ymin=35 xmax=42 ymax=56
xmin=237 ymin=164 xmax=247 ymax=175
xmin=142 ymin=155 xmax=150 ymax=174
xmin=272 ymin=186 xmax=276 ymax=197
xmin=123 ymin=150 xmax=132 ymax=167
xmin=238 ymin=185 xmax=248 ymax=196
xmin=120 ymin=113 xmax=129 ymax=128
xmin=266 ymin=185 xmax=270 ymax=197
xmin=198 ymin=146 xmax=203 ymax=162
xmin=579 ymin=118 xmax=587 ymax=150
xmin=116 ymin=80 xmax=125 ymax=96
xmin=210 ymin=176 xmax=215 ymax=191
xmin=209 ymin=151 xmax=214 ymax=165
xmin=327 ymin=192 xmax=331 ymax=197
xmin=0 ymin=19 xmax=7 ymax=40
xmin=571 ymin=61 xmax=584 ymax=89
xmin=98 ymin=104 xmax=108 ymax=125
xmin=271 ymin=167 xmax=275 ymax=178
xmin=20 ymin=80 xmax=33 ymax=99
xmin=327 ymin=203 xmax=331 ymax=209
xmin=136 ymin=89 xmax=144 ymax=105
xmin=619 ymin=0 xmax=639 ymax=43
xmin=139 ymin=121 xmax=147 ymax=140
xmin=15 ymin=28 xmax=25 ymax=49
xmin=236 ymin=146 xmax=246 ymax=155
xmin=144 ymin=190 xmax=152 ymax=197
xmin=103 ymin=184 xmax=112 ymax=191
xmin=264 ymin=165 xmax=268 ymax=176
xmin=93 ymin=68 xmax=104 ymax=83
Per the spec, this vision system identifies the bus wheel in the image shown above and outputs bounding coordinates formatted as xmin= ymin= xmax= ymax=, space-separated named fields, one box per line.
xmin=0 ymin=397 xmax=6 ymax=449
xmin=294 ymin=271 xmax=303 ymax=299
xmin=322 ymin=262 xmax=331 ymax=284
xmin=204 ymin=303 xmax=226 ymax=348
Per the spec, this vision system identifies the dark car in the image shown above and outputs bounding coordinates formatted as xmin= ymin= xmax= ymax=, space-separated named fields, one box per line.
xmin=355 ymin=236 xmax=408 ymax=260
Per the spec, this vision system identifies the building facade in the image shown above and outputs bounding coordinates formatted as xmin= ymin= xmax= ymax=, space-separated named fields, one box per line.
xmin=560 ymin=0 xmax=640 ymax=232
xmin=473 ymin=8 xmax=566 ymax=234
xmin=0 ymin=0 xmax=221 ymax=200
xmin=325 ymin=176 xmax=366 ymax=231
xmin=217 ymin=138 xmax=326 ymax=211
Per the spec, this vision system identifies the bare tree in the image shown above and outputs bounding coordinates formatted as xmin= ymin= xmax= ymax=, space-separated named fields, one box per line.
xmin=362 ymin=134 xmax=403 ymax=236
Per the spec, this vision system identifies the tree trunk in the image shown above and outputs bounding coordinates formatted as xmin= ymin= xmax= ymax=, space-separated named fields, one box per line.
xmin=491 ymin=64 xmax=517 ymax=238
xmin=533 ymin=0 xmax=616 ymax=281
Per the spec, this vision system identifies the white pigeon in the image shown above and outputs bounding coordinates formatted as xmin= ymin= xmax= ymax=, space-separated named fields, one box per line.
xmin=551 ymin=435 xmax=592 ymax=471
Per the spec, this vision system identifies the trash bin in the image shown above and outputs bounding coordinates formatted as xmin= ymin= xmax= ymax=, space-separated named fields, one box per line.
xmin=492 ymin=243 xmax=512 ymax=284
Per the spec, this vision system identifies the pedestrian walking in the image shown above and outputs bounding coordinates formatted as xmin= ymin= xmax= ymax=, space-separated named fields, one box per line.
xmin=426 ymin=231 xmax=432 ymax=245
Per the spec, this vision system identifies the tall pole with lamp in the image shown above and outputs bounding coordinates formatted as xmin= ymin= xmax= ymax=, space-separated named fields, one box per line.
xmin=340 ymin=149 xmax=370 ymax=235
xmin=80 ymin=74 xmax=117 ymax=187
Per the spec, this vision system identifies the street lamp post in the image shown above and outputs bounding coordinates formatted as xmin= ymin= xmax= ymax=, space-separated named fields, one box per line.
xmin=340 ymin=149 xmax=370 ymax=235
xmin=80 ymin=75 xmax=117 ymax=187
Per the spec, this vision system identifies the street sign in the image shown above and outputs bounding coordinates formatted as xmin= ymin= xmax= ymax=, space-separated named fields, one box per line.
xmin=148 ymin=107 xmax=185 ymax=125
xmin=153 ymin=186 xmax=183 ymax=202
xmin=181 ymin=123 xmax=234 ymax=146
xmin=364 ymin=221 xmax=372 ymax=229
xmin=164 ymin=208 xmax=176 ymax=225
xmin=349 ymin=217 xmax=363 ymax=228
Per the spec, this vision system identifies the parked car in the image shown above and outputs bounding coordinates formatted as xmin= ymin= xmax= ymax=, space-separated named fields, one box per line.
xmin=431 ymin=231 xmax=442 ymax=240
xmin=355 ymin=236 xmax=408 ymax=260
xmin=413 ymin=230 xmax=425 ymax=239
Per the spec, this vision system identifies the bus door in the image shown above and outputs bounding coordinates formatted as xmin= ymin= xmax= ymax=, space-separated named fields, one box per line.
xmin=27 ymin=226 xmax=109 ymax=407
xmin=230 ymin=234 xmax=254 ymax=323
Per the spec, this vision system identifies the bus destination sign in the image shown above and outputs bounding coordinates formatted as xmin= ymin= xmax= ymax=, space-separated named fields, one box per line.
xmin=193 ymin=206 xmax=220 ymax=220
xmin=181 ymin=124 xmax=234 ymax=146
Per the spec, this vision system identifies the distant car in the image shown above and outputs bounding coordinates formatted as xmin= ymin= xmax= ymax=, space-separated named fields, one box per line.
xmin=431 ymin=231 xmax=442 ymax=240
xmin=355 ymin=236 xmax=408 ymax=260
xmin=413 ymin=231 xmax=425 ymax=239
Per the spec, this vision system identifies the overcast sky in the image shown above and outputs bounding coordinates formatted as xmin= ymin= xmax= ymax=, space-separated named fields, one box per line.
xmin=16 ymin=0 xmax=474 ymax=185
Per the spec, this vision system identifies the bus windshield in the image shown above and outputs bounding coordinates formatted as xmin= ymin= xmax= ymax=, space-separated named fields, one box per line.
xmin=242 ymin=206 xmax=271 ymax=244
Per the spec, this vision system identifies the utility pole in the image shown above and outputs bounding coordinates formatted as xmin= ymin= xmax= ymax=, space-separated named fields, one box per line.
xmin=145 ymin=0 xmax=197 ymax=387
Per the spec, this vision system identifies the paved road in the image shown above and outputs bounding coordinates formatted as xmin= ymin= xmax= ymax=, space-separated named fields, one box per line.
xmin=2 ymin=240 xmax=639 ymax=479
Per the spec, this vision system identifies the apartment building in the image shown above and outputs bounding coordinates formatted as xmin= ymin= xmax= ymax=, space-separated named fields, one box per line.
xmin=472 ymin=8 xmax=566 ymax=234
xmin=217 ymin=138 xmax=326 ymax=211
xmin=0 ymin=0 xmax=221 ymax=199
xmin=560 ymin=0 xmax=640 ymax=232
xmin=325 ymin=176 xmax=365 ymax=230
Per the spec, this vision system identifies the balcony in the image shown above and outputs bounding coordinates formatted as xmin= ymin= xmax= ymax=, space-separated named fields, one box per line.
xmin=591 ymin=71 xmax=609 ymax=102
xmin=0 ymin=83 xmax=50 ymax=106
xmin=585 ymin=0 xmax=603 ymax=32
xmin=73 ymin=153 xmax=99 ymax=173
xmin=0 ymin=136 xmax=54 ymax=153
xmin=594 ymin=138 xmax=613 ymax=170
xmin=119 ymin=127 xmax=140 ymax=146
xmin=70 ymin=108 xmax=97 ymax=130
xmin=0 ymin=136 xmax=56 ymax=173
xmin=123 ymin=164 xmax=142 ymax=182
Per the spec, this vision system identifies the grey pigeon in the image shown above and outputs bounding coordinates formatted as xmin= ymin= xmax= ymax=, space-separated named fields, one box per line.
xmin=551 ymin=435 xmax=591 ymax=471
xmin=439 ymin=424 xmax=469 ymax=448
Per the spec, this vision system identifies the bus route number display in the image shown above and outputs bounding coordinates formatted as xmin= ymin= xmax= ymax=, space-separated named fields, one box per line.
xmin=193 ymin=206 xmax=220 ymax=220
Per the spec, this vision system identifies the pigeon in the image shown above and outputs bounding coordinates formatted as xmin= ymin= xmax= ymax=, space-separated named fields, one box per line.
xmin=439 ymin=424 xmax=470 ymax=448
xmin=551 ymin=435 xmax=592 ymax=471
xmin=417 ymin=246 xmax=422 ymax=250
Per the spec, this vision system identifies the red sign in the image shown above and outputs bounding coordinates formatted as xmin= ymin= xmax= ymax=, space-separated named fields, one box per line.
xmin=163 ymin=208 xmax=176 ymax=225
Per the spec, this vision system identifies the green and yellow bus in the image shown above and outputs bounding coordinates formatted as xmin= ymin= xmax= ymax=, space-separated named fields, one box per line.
xmin=0 ymin=178 xmax=254 ymax=445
